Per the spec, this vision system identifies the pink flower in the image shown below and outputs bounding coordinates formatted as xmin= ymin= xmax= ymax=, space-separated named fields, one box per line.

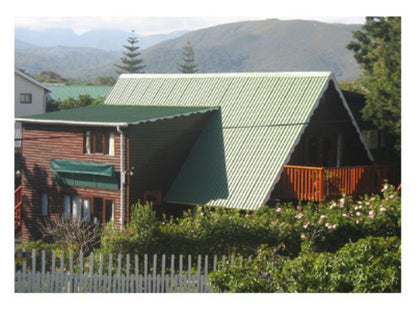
xmin=276 ymin=207 xmax=282 ymax=213
xmin=380 ymin=206 xmax=387 ymax=212
xmin=331 ymin=224 xmax=337 ymax=230
xmin=297 ymin=205 xmax=303 ymax=211
xmin=303 ymin=222 xmax=310 ymax=229
xmin=325 ymin=222 xmax=331 ymax=228
xmin=369 ymin=210 xmax=376 ymax=219
xmin=295 ymin=213 xmax=303 ymax=219
xmin=342 ymin=213 xmax=349 ymax=218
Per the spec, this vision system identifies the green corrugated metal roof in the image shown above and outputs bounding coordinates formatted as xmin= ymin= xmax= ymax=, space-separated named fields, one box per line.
xmin=48 ymin=85 xmax=113 ymax=101
xmin=16 ymin=104 xmax=217 ymax=126
xmin=105 ymin=72 xmax=356 ymax=210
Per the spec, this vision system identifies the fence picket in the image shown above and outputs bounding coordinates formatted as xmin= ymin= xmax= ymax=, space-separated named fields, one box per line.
xmin=14 ymin=250 xmax=236 ymax=293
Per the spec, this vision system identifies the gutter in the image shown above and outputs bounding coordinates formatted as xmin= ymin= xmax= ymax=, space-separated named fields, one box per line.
xmin=116 ymin=125 xmax=125 ymax=230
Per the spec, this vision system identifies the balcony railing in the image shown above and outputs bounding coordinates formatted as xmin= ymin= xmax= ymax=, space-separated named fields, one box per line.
xmin=275 ymin=164 xmax=400 ymax=202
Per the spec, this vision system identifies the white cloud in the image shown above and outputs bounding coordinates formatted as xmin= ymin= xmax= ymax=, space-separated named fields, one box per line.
xmin=15 ymin=16 xmax=364 ymax=36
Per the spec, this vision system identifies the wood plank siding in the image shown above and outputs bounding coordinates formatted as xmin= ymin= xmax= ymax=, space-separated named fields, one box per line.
xmin=20 ymin=124 xmax=123 ymax=241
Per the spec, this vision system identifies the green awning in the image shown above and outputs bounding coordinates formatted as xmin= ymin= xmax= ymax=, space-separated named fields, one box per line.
xmin=50 ymin=159 xmax=119 ymax=190
xmin=50 ymin=159 xmax=114 ymax=177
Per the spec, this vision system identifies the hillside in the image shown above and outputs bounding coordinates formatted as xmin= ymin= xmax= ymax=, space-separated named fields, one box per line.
xmin=15 ymin=19 xmax=362 ymax=81
xmin=142 ymin=19 xmax=361 ymax=80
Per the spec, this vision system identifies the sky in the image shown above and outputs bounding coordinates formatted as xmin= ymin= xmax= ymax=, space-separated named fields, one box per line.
xmin=14 ymin=16 xmax=366 ymax=36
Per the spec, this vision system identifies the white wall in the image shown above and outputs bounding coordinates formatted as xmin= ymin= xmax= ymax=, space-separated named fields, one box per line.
xmin=15 ymin=72 xmax=47 ymax=117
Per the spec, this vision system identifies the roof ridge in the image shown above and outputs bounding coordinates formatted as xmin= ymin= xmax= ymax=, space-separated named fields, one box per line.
xmin=120 ymin=72 xmax=332 ymax=79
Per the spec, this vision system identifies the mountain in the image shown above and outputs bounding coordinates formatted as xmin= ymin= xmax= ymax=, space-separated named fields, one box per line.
xmin=141 ymin=19 xmax=362 ymax=80
xmin=15 ymin=19 xmax=362 ymax=81
xmin=15 ymin=28 xmax=189 ymax=51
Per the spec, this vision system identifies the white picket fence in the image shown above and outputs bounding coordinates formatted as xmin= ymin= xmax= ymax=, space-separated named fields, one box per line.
xmin=15 ymin=250 xmax=236 ymax=293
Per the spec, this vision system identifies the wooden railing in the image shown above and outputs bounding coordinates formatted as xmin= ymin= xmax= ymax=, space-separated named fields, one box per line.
xmin=276 ymin=164 xmax=400 ymax=201
xmin=15 ymin=185 xmax=22 ymax=233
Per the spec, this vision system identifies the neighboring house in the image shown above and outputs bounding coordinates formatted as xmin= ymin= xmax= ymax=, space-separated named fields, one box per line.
xmin=15 ymin=69 xmax=51 ymax=181
xmin=16 ymin=72 xmax=399 ymax=241
xmin=47 ymin=85 xmax=113 ymax=102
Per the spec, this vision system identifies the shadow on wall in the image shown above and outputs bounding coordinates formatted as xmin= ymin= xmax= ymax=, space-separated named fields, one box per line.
xmin=166 ymin=110 xmax=229 ymax=204
xmin=20 ymin=156 xmax=79 ymax=241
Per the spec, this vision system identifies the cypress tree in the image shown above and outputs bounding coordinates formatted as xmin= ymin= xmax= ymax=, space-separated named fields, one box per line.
xmin=115 ymin=30 xmax=145 ymax=74
xmin=177 ymin=42 xmax=198 ymax=73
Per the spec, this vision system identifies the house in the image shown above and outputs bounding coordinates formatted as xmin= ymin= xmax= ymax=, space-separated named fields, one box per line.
xmin=16 ymin=72 xmax=399 ymax=241
xmin=15 ymin=69 xmax=51 ymax=183
xmin=342 ymin=90 xmax=399 ymax=164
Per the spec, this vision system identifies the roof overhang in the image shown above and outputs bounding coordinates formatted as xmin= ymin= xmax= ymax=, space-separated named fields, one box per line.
xmin=15 ymin=107 xmax=219 ymax=128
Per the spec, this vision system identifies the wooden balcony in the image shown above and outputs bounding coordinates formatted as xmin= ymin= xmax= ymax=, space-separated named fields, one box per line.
xmin=275 ymin=164 xmax=400 ymax=202
xmin=15 ymin=185 xmax=22 ymax=234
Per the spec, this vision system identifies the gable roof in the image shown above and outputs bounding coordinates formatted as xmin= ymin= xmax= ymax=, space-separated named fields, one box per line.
xmin=15 ymin=69 xmax=52 ymax=92
xmin=15 ymin=104 xmax=217 ymax=127
xmin=107 ymin=72 xmax=372 ymax=210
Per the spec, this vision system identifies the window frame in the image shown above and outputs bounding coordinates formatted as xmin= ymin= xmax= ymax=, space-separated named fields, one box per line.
xmin=20 ymin=93 xmax=32 ymax=104
xmin=62 ymin=194 xmax=113 ymax=226
xmin=85 ymin=131 xmax=115 ymax=156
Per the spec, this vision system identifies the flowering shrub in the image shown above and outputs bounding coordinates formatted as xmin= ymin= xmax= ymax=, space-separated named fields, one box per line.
xmin=101 ymin=184 xmax=400 ymax=259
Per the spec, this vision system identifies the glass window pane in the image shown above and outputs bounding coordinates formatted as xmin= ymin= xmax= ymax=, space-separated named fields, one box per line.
xmin=93 ymin=197 xmax=104 ymax=224
xmin=83 ymin=198 xmax=91 ymax=222
xmin=41 ymin=192 xmax=48 ymax=217
xmin=95 ymin=133 xmax=103 ymax=153
xmin=63 ymin=195 xmax=71 ymax=219
xmin=72 ymin=196 xmax=82 ymax=221
xmin=105 ymin=200 xmax=113 ymax=224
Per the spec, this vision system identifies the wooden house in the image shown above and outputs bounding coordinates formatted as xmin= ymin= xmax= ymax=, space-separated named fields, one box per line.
xmin=16 ymin=72 xmax=399 ymax=240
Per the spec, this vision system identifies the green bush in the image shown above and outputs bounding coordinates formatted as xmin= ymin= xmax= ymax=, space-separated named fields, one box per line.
xmin=281 ymin=236 xmax=401 ymax=293
xmin=101 ymin=184 xmax=400 ymax=260
xmin=208 ymin=236 xmax=401 ymax=293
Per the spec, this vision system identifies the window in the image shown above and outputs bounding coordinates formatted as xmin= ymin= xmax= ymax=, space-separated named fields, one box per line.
xmin=63 ymin=195 xmax=112 ymax=225
xmin=85 ymin=131 xmax=115 ymax=155
xmin=20 ymin=93 xmax=32 ymax=104
xmin=144 ymin=190 xmax=162 ymax=206
xmin=362 ymin=129 xmax=385 ymax=150
xmin=40 ymin=192 xmax=48 ymax=217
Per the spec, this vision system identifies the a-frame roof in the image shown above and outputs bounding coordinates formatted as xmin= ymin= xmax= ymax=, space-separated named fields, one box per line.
xmin=105 ymin=72 xmax=372 ymax=210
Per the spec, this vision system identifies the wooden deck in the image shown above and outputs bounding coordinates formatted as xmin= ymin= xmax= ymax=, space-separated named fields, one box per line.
xmin=275 ymin=164 xmax=400 ymax=202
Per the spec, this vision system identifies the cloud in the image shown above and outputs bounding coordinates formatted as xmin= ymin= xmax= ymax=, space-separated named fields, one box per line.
xmin=15 ymin=16 xmax=364 ymax=36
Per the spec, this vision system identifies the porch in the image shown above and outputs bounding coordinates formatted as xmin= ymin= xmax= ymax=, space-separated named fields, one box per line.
xmin=274 ymin=164 xmax=400 ymax=202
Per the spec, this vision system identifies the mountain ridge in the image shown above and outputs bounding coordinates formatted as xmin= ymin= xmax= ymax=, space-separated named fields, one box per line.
xmin=15 ymin=19 xmax=362 ymax=81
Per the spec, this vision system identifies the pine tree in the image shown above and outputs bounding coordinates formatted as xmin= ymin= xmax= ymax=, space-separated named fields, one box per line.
xmin=115 ymin=30 xmax=145 ymax=74
xmin=177 ymin=42 xmax=198 ymax=73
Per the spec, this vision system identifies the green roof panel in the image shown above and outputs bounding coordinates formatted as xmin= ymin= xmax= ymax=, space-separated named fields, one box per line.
xmin=105 ymin=72 xmax=334 ymax=210
xmin=16 ymin=104 xmax=217 ymax=126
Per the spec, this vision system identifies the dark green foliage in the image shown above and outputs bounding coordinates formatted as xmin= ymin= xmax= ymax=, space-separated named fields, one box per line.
xmin=101 ymin=185 xmax=400 ymax=261
xmin=347 ymin=17 xmax=401 ymax=151
xmin=114 ymin=31 xmax=145 ymax=74
xmin=46 ymin=94 xmax=105 ymax=112
xmin=177 ymin=42 xmax=198 ymax=73
xmin=95 ymin=76 xmax=116 ymax=85
xmin=35 ymin=70 xmax=67 ymax=83
xmin=209 ymin=236 xmax=401 ymax=293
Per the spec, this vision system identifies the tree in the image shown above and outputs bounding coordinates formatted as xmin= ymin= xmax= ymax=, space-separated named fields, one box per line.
xmin=115 ymin=30 xmax=145 ymax=74
xmin=35 ymin=70 xmax=67 ymax=83
xmin=95 ymin=76 xmax=116 ymax=85
xmin=347 ymin=17 xmax=401 ymax=151
xmin=177 ymin=42 xmax=199 ymax=73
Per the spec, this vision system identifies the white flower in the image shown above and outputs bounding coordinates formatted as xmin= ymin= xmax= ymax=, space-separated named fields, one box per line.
xmin=331 ymin=224 xmax=337 ymax=230
xmin=380 ymin=206 xmax=387 ymax=212
xmin=320 ymin=215 xmax=328 ymax=220
xmin=369 ymin=210 xmax=376 ymax=219
xmin=356 ymin=211 xmax=361 ymax=216
xmin=295 ymin=213 xmax=303 ymax=219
